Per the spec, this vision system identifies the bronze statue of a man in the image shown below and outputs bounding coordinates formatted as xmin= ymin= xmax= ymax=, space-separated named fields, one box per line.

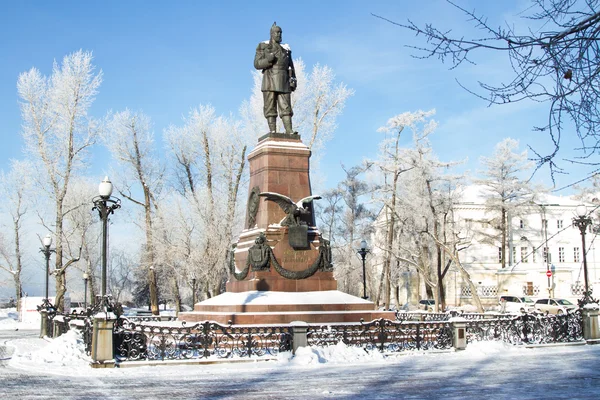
xmin=254 ymin=22 xmax=297 ymax=134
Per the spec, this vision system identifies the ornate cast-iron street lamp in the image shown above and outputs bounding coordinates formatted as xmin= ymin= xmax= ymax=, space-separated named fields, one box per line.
xmin=38 ymin=233 xmax=55 ymax=337
xmin=357 ymin=240 xmax=370 ymax=300
xmin=40 ymin=234 xmax=55 ymax=309
xmin=92 ymin=176 xmax=121 ymax=309
xmin=83 ymin=272 xmax=89 ymax=309
xmin=573 ymin=204 xmax=597 ymax=306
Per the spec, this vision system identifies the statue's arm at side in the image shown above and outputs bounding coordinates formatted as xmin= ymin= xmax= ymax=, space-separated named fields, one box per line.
xmin=289 ymin=53 xmax=296 ymax=80
xmin=289 ymin=53 xmax=297 ymax=91
xmin=254 ymin=43 xmax=272 ymax=70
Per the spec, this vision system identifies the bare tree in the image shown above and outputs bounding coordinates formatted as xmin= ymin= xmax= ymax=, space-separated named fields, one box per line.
xmin=329 ymin=165 xmax=375 ymax=297
xmin=372 ymin=110 xmax=478 ymax=310
xmin=374 ymin=110 xmax=435 ymax=309
xmin=17 ymin=50 xmax=101 ymax=311
xmin=0 ymin=161 xmax=32 ymax=311
xmin=108 ymin=249 xmax=135 ymax=304
xmin=164 ymin=106 xmax=248 ymax=299
xmin=475 ymin=138 xmax=539 ymax=269
xmin=104 ymin=109 xmax=163 ymax=314
xmin=374 ymin=0 xmax=600 ymax=183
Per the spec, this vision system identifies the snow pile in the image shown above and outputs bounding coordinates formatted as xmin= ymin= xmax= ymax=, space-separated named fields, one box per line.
xmin=0 ymin=307 xmax=19 ymax=327
xmin=0 ymin=307 xmax=39 ymax=330
xmin=12 ymin=329 xmax=91 ymax=367
xmin=282 ymin=342 xmax=386 ymax=366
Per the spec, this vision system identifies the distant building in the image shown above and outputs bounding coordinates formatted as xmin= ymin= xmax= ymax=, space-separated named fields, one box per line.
xmin=451 ymin=186 xmax=599 ymax=307
xmin=373 ymin=185 xmax=599 ymax=309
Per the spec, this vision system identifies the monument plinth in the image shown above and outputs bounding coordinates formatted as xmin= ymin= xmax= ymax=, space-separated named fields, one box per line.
xmin=179 ymin=135 xmax=392 ymax=325
xmin=226 ymin=135 xmax=336 ymax=293
xmin=178 ymin=23 xmax=393 ymax=325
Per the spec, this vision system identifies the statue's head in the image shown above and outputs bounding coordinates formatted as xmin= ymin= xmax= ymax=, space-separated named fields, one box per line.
xmin=270 ymin=22 xmax=282 ymax=43
xmin=255 ymin=232 xmax=266 ymax=244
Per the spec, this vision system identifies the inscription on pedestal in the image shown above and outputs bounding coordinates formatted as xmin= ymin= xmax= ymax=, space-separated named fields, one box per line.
xmin=289 ymin=225 xmax=309 ymax=248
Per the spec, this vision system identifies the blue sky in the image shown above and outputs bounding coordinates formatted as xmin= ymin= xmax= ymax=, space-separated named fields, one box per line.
xmin=1 ymin=0 xmax=596 ymax=298
xmin=0 ymin=0 xmax=591 ymax=194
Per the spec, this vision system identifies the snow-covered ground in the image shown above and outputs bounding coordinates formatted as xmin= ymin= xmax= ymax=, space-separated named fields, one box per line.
xmin=2 ymin=308 xmax=600 ymax=399
xmin=0 ymin=307 xmax=38 ymax=331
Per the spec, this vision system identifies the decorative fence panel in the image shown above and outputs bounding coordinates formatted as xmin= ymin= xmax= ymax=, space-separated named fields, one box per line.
xmin=113 ymin=318 xmax=292 ymax=362
xmin=466 ymin=309 xmax=583 ymax=345
xmin=461 ymin=285 xmax=498 ymax=298
xmin=306 ymin=318 xmax=453 ymax=352
xmin=395 ymin=311 xmax=516 ymax=322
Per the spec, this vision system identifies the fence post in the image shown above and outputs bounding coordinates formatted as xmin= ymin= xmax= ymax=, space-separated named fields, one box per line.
xmin=39 ymin=310 xmax=49 ymax=338
xmin=582 ymin=304 xmax=600 ymax=343
xmin=91 ymin=312 xmax=116 ymax=368
xmin=450 ymin=317 xmax=467 ymax=350
xmin=290 ymin=321 xmax=309 ymax=355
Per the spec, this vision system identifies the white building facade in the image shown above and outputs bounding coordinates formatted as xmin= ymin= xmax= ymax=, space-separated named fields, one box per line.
xmin=451 ymin=190 xmax=599 ymax=307
xmin=372 ymin=187 xmax=600 ymax=309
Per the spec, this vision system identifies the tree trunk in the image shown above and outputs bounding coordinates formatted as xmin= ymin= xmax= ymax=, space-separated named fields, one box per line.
xmin=501 ymin=207 xmax=507 ymax=268
xmin=148 ymin=266 xmax=159 ymax=314
xmin=173 ymin=276 xmax=182 ymax=314
xmin=13 ymin=216 xmax=23 ymax=313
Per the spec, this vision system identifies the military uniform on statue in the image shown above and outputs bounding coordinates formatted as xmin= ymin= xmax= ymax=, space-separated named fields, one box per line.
xmin=254 ymin=22 xmax=297 ymax=134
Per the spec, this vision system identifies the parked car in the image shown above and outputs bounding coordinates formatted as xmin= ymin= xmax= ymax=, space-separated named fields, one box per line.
xmin=534 ymin=298 xmax=577 ymax=314
xmin=419 ymin=299 xmax=435 ymax=311
xmin=69 ymin=301 xmax=87 ymax=314
xmin=499 ymin=295 xmax=535 ymax=313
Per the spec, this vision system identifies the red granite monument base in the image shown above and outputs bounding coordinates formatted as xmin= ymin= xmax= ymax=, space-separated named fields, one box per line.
xmin=179 ymin=291 xmax=395 ymax=325
xmin=179 ymin=135 xmax=388 ymax=326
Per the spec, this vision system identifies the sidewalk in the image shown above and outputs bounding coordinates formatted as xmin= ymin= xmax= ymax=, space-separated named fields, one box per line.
xmin=1 ymin=328 xmax=600 ymax=399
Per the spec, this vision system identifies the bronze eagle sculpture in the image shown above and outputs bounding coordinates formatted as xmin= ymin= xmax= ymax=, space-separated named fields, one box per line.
xmin=259 ymin=192 xmax=321 ymax=226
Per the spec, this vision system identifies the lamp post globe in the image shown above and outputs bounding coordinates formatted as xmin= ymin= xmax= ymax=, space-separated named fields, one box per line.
xmin=42 ymin=234 xmax=52 ymax=248
xmin=98 ymin=176 xmax=113 ymax=199
xmin=576 ymin=204 xmax=587 ymax=218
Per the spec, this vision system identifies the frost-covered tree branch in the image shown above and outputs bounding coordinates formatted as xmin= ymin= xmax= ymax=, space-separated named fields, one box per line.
xmin=374 ymin=0 xmax=600 ymax=184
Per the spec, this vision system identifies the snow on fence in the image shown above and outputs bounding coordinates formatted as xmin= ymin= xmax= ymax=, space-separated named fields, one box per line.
xmin=40 ymin=307 xmax=587 ymax=365
xmin=306 ymin=318 xmax=454 ymax=352
xmin=113 ymin=318 xmax=292 ymax=361
xmin=466 ymin=309 xmax=584 ymax=345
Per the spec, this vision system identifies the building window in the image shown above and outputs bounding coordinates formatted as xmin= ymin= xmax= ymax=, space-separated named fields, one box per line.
xmin=525 ymin=282 xmax=534 ymax=296
xmin=498 ymin=247 xmax=502 ymax=263
xmin=559 ymin=247 xmax=565 ymax=263
xmin=481 ymin=220 xmax=487 ymax=228
xmin=521 ymin=247 xmax=528 ymax=263
xmin=574 ymin=247 xmax=580 ymax=263
xmin=532 ymin=249 xmax=536 ymax=263
xmin=512 ymin=247 xmax=516 ymax=264
xmin=542 ymin=219 xmax=548 ymax=230
xmin=543 ymin=247 xmax=550 ymax=263
xmin=557 ymin=220 xmax=563 ymax=229
xmin=519 ymin=219 xmax=524 ymax=228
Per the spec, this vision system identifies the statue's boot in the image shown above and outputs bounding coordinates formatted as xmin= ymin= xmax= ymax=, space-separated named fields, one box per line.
xmin=267 ymin=117 xmax=277 ymax=133
xmin=282 ymin=116 xmax=297 ymax=134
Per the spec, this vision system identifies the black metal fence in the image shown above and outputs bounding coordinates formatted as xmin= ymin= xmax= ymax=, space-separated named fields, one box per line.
xmin=40 ymin=307 xmax=587 ymax=365
xmin=113 ymin=318 xmax=292 ymax=362
xmin=395 ymin=311 xmax=517 ymax=322
xmin=307 ymin=318 xmax=454 ymax=352
xmin=466 ymin=309 xmax=583 ymax=345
